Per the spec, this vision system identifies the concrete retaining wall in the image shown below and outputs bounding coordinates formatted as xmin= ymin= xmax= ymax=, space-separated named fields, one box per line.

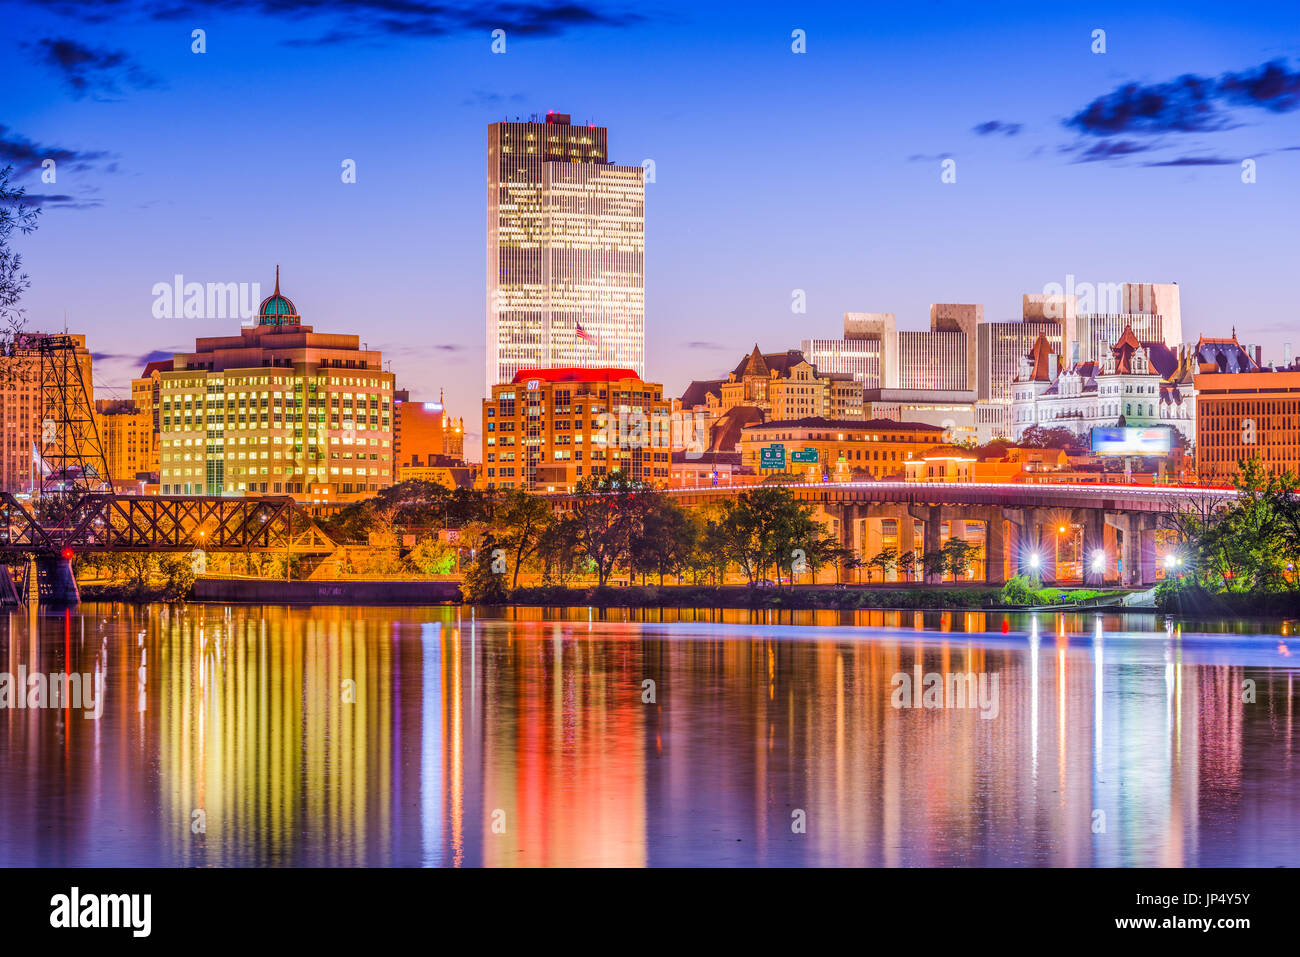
xmin=193 ymin=578 xmax=462 ymax=605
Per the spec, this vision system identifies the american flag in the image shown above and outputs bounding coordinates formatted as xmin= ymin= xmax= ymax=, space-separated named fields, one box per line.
xmin=575 ymin=320 xmax=595 ymax=343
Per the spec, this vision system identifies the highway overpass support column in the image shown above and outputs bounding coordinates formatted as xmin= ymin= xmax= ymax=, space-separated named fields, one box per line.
xmin=984 ymin=510 xmax=1006 ymax=585
xmin=1083 ymin=509 xmax=1107 ymax=587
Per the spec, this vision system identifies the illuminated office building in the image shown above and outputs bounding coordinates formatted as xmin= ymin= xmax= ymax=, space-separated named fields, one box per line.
xmin=158 ymin=270 xmax=395 ymax=502
xmin=481 ymin=367 xmax=669 ymax=491
xmin=487 ymin=113 xmax=645 ymax=391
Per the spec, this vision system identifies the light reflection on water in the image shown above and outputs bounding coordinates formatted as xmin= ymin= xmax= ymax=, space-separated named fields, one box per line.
xmin=0 ymin=603 xmax=1295 ymax=867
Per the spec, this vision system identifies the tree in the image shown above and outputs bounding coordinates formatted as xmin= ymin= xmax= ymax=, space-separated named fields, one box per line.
xmin=631 ymin=497 xmax=696 ymax=584
xmin=1019 ymin=425 xmax=1083 ymax=451
xmin=536 ymin=515 xmax=581 ymax=585
xmin=866 ymin=546 xmax=898 ymax=583
xmin=408 ymin=537 xmax=455 ymax=575
xmin=462 ymin=534 xmax=508 ymax=603
xmin=799 ymin=535 xmax=842 ymax=585
xmin=0 ymin=165 xmax=40 ymax=352
xmin=896 ymin=549 xmax=919 ymax=583
xmin=567 ymin=470 xmax=651 ymax=586
xmin=941 ymin=538 xmax=982 ymax=581
xmin=715 ymin=486 xmax=823 ymax=586
xmin=498 ymin=488 xmax=552 ymax=588
xmin=921 ymin=549 xmax=948 ymax=582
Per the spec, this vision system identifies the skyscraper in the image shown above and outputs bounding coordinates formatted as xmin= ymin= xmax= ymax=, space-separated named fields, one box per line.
xmin=486 ymin=113 xmax=645 ymax=392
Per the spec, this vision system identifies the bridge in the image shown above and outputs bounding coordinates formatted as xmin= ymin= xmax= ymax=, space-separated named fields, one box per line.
xmin=0 ymin=493 xmax=334 ymax=604
xmin=551 ymin=480 xmax=1233 ymax=589
xmin=4 ymin=334 xmax=336 ymax=605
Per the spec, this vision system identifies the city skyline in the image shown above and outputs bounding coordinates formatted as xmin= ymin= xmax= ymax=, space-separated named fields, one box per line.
xmin=4 ymin=1 xmax=1298 ymax=462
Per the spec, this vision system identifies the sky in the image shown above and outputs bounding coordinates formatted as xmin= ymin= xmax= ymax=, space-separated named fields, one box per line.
xmin=3 ymin=0 xmax=1298 ymax=459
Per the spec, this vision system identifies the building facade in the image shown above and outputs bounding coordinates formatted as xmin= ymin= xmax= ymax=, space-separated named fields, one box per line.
xmin=93 ymin=399 xmax=156 ymax=489
xmin=739 ymin=417 xmax=944 ymax=481
xmin=158 ymin=271 xmax=395 ymax=502
xmin=482 ymin=367 xmax=669 ymax=491
xmin=0 ymin=333 xmax=94 ymax=493
xmin=1195 ymin=351 xmax=1292 ymax=484
xmin=393 ymin=389 xmax=464 ymax=479
xmin=1010 ymin=326 xmax=1196 ymax=444
xmin=804 ymin=307 xmax=977 ymax=392
xmin=862 ymin=388 xmax=978 ymax=446
xmin=486 ymin=113 xmax=645 ymax=391
xmin=681 ymin=346 xmax=865 ymax=443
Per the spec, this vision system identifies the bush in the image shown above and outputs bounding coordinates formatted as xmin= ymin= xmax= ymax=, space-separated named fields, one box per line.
xmin=998 ymin=575 xmax=1036 ymax=605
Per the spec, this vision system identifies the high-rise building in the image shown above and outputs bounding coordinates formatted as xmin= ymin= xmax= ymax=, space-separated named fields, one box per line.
xmin=487 ymin=113 xmax=645 ymax=391
xmin=158 ymin=270 xmax=395 ymax=502
xmin=0 ymin=333 xmax=94 ymax=493
xmin=93 ymin=399 xmax=156 ymax=488
xmin=804 ymin=308 xmax=975 ymax=391
xmin=481 ymin=367 xmax=669 ymax=491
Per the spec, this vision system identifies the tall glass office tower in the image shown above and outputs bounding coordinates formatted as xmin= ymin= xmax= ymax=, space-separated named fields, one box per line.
xmin=486 ymin=113 xmax=645 ymax=392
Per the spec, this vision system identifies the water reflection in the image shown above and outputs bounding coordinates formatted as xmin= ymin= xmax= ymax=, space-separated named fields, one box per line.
xmin=0 ymin=603 xmax=1295 ymax=866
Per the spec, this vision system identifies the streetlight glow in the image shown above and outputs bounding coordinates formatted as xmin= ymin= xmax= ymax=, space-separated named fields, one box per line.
xmin=1090 ymin=551 xmax=1105 ymax=573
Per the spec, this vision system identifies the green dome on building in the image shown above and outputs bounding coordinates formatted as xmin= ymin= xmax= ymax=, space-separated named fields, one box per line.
xmin=257 ymin=266 xmax=300 ymax=325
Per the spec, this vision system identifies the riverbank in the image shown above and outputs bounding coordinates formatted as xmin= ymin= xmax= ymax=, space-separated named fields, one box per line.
xmin=1156 ymin=582 xmax=1300 ymax=618
xmin=497 ymin=583 xmax=1128 ymax=611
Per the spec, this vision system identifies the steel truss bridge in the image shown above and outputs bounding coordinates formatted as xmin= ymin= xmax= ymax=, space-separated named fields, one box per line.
xmin=0 ymin=493 xmax=335 ymax=558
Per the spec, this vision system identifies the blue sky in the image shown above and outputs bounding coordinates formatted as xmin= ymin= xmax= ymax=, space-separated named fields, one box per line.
xmin=3 ymin=0 xmax=1298 ymax=456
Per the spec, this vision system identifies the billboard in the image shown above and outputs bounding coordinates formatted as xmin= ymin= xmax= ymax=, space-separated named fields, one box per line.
xmin=1089 ymin=426 xmax=1172 ymax=456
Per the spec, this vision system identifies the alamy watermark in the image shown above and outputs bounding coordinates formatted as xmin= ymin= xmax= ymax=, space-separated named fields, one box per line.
xmin=597 ymin=409 xmax=709 ymax=459
xmin=0 ymin=666 xmax=104 ymax=719
xmin=151 ymin=275 xmax=261 ymax=321
xmin=890 ymin=665 xmax=999 ymax=719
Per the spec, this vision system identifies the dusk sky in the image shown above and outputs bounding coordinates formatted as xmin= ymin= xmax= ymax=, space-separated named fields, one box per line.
xmin=4 ymin=0 xmax=1298 ymax=457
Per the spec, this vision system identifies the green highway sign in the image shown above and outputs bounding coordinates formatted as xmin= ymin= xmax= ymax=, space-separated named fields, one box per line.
xmin=759 ymin=444 xmax=786 ymax=470
xmin=791 ymin=448 xmax=818 ymax=464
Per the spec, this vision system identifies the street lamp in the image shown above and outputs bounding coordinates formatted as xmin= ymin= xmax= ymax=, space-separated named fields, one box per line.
xmin=1027 ymin=552 xmax=1041 ymax=571
xmin=1090 ymin=550 xmax=1105 ymax=574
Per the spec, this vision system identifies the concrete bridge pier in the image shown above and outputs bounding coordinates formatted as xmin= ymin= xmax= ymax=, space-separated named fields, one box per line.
xmin=34 ymin=554 xmax=79 ymax=607
xmin=908 ymin=505 xmax=942 ymax=583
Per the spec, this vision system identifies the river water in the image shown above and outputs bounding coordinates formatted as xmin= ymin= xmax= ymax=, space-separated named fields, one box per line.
xmin=0 ymin=603 xmax=1295 ymax=867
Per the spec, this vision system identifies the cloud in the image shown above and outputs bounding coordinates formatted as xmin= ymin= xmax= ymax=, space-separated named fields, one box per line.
xmin=0 ymin=125 xmax=113 ymax=178
xmin=92 ymin=348 xmax=177 ymax=367
xmin=25 ymin=38 xmax=161 ymax=99
xmin=684 ymin=340 xmax=727 ymax=350
xmin=972 ymin=120 xmax=1022 ymax=136
xmin=29 ymin=1 xmax=647 ymax=46
xmin=434 ymin=344 xmax=466 ymax=352
xmin=1217 ymin=60 xmax=1300 ymax=113
xmin=14 ymin=192 xmax=103 ymax=209
xmin=1066 ymin=139 xmax=1157 ymax=164
xmin=463 ymin=90 xmax=528 ymax=108
xmin=1141 ymin=155 xmax=1238 ymax=167
xmin=906 ymin=152 xmax=953 ymax=162
xmin=1065 ymin=59 xmax=1300 ymax=137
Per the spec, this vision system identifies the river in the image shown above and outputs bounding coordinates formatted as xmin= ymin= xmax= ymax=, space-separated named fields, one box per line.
xmin=0 ymin=603 xmax=1295 ymax=866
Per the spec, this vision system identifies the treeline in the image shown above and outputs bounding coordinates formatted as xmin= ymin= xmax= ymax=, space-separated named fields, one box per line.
xmin=322 ymin=475 xmax=988 ymax=602
xmin=1160 ymin=457 xmax=1300 ymax=612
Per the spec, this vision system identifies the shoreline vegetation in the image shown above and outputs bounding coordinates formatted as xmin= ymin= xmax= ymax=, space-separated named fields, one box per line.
xmin=71 ymin=456 xmax=1300 ymax=620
